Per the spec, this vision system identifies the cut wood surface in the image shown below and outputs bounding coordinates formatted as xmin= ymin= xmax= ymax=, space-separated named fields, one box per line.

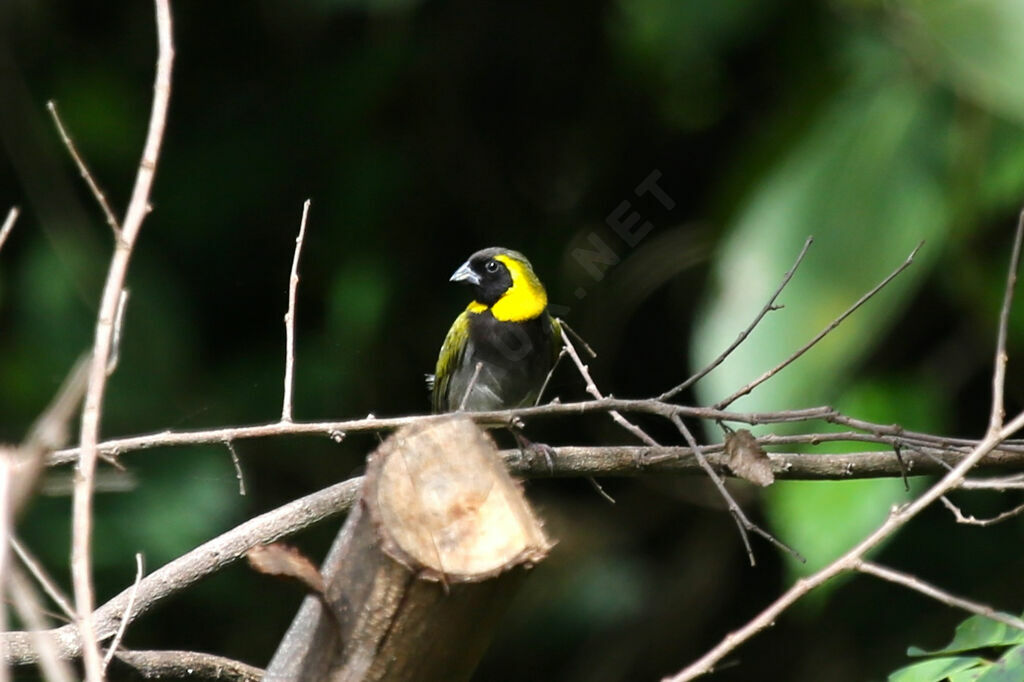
xmin=264 ymin=416 xmax=550 ymax=682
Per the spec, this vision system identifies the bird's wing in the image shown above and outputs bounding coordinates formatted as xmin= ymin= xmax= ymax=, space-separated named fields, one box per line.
xmin=432 ymin=310 xmax=472 ymax=413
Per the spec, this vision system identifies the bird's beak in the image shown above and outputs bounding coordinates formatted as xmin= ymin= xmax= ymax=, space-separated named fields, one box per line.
xmin=450 ymin=261 xmax=481 ymax=285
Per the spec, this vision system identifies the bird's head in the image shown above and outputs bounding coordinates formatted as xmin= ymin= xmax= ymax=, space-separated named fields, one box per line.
xmin=450 ymin=247 xmax=548 ymax=322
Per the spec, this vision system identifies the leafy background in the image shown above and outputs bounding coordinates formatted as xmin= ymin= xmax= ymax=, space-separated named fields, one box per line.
xmin=2 ymin=0 xmax=1024 ymax=680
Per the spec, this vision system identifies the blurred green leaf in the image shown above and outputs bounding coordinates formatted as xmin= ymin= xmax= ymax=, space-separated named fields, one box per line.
xmin=900 ymin=0 xmax=1024 ymax=125
xmin=692 ymin=70 xmax=948 ymax=415
xmin=908 ymin=614 xmax=1024 ymax=657
xmin=764 ymin=478 xmax=907 ymax=575
xmin=888 ymin=656 xmax=986 ymax=682
xmin=692 ymin=53 xmax=953 ymax=592
xmin=974 ymin=644 xmax=1024 ymax=682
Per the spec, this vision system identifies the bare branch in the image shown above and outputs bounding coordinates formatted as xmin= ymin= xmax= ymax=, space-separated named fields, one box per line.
xmin=959 ymin=474 xmax=1024 ymax=490
xmin=225 ymin=441 xmax=246 ymax=496
xmin=282 ymin=199 xmax=310 ymax=422
xmin=665 ymin=221 xmax=1024 ymax=678
xmin=558 ymin=319 xmax=657 ymax=446
xmin=989 ymin=207 xmax=1024 ymax=435
xmin=663 ymin=407 xmax=1024 ymax=681
xmin=112 ymin=650 xmax=263 ymax=682
xmin=1 ymin=477 xmax=362 ymax=665
xmin=670 ymin=415 xmax=803 ymax=565
xmin=72 ymin=1 xmax=174 ymax=679
xmin=856 ymin=559 xmax=1024 ymax=631
xmin=534 ymin=347 xmax=567 ymax=406
xmin=0 ymin=207 xmax=18 ymax=254
xmin=661 ymin=236 xmax=813 ymax=401
xmin=46 ymin=102 xmax=121 ymax=237
xmin=459 ymin=361 xmax=484 ymax=411
xmin=45 ymin=399 xmax=1024 ymax=470
xmin=715 ymin=241 xmax=923 ymax=410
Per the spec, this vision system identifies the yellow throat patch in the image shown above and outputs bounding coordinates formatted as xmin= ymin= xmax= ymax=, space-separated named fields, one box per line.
xmin=466 ymin=253 xmax=548 ymax=322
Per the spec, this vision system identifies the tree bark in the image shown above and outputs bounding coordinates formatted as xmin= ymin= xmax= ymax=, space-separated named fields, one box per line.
xmin=264 ymin=416 xmax=550 ymax=682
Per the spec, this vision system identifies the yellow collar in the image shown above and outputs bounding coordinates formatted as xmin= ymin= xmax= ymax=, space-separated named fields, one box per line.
xmin=466 ymin=253 xmax=548 ymax=321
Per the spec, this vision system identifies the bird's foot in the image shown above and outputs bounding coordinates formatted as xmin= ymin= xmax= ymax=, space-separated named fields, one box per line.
xmin=513 ymin=431 xmax=556 ymax=475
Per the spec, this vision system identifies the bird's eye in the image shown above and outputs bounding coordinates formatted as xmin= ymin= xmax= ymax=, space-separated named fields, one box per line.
xmin=484 ymin=260 xmax=500 ymax=273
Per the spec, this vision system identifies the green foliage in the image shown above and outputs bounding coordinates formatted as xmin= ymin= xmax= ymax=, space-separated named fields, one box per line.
xmin=889 ymin=615 xmax=1024 ymax=682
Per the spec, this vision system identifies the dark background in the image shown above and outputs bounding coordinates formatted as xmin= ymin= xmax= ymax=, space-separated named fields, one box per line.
xmin=2 ymin=1 xmax=1024 ymax=680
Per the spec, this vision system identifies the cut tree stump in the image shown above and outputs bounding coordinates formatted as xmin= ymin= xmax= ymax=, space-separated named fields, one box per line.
xmin=264 ymin=416 xmax=551 ymax=682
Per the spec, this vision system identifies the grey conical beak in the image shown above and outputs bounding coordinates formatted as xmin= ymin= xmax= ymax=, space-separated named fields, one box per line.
xmin=450 ymin=261 xmax=481 ymax=285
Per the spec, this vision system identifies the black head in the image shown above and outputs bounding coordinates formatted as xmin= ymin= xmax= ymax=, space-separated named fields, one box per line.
xmin=449 ymin=247 xmax=520 ymax=306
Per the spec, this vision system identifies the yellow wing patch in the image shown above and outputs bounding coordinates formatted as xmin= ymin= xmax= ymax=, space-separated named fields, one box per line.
xmin=432 ymin=310 xmax=471 ymax=412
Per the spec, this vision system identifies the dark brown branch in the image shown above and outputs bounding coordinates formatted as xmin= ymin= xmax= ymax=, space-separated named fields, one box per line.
xmin=4 ymin=440 xmax=1022 ymax=667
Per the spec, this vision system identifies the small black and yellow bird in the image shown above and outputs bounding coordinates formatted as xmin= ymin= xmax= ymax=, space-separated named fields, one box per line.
xmin=430 ymin=247 xmax=562 ymax=413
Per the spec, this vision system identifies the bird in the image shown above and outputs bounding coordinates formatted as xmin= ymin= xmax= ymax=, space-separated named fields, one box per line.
xmin=429 ymin=247 xmax=562 ymax=414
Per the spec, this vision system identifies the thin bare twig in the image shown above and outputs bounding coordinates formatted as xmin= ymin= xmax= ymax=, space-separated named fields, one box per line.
xmin=225 ymin=441 xmax=246 ymax=496
xmin=856 ymin=559 xmax=1024 ymax=630
xmin=989 ymin=208 xmax=1024 ymax=435
xmin=8 ymin=568 xmax=76 ymax=682
xmin=558 ymin=320 xmax=657 ymax=446
xmin=664 ymin=409 xmax=1024 ymax=682
xmin=671 ymin=415 xmax=803 ymax=565
xmin=282 ymin=199 xmax=310 ymax=422
xmin=940 ymin=496 xmax=1024 ymax=526
xmin=46 ymin=102 xmax=122 ymax=237
xmin=960 ymin=474 xmax=1024 ymax=490
xmin=0 ymin=207 xmax=18 ymax=253
xmin=10 ymin=537 xmax=75 ymax=621
xmin=72 ymin=2 xmax=174 ymax=679
xmin=534 ymin=347 xmax=567 ymax=406
xmin=106 ymin=290 xmax=129 ymax=376
xmin=715 ymin=242 xmax=923 ymax=410
xmin=1 ymin=477 xmax=363 ymax=665
xmin=558 ymin=321 xmax=648 ymax=504
xmin=102 ymin=554 xmax=143 ymax=673
xmin=459 ymin=361 xmax=484 ymax=411
xmin=666 ymin=217 xmax=1024 ymax=682
xmin=560 ymin=319 xmax=597 ymax=359
xmin=661 ymin=236 xmax=814 ymax=401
